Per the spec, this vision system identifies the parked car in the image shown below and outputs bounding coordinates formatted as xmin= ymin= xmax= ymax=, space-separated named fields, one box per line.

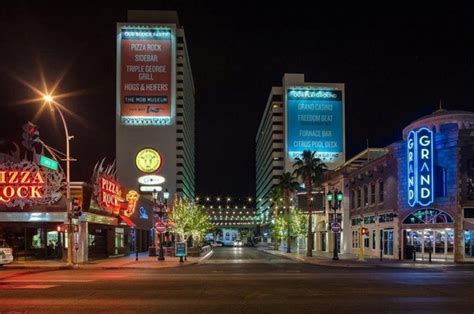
xmin=0 ymin=239 xmax=13 ymax=266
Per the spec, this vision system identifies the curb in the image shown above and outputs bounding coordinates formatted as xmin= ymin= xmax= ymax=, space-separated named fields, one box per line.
xmin=261 ymin=249 xmax=457 ymax=269
xmin=2 ymin=265 xmax=74 ymax=271
xmin=2 ymin=250 xmax=215 ymax=271
xmin=261 ymin=249 xmax=373 ymax=268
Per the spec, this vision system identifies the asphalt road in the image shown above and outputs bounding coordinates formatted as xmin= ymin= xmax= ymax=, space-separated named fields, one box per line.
xmin=1 ymin=247 xmax=474 ymax=313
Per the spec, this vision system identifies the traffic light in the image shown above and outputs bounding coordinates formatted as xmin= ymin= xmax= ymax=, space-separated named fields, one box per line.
xmin=22 ymin=122 xmax=40 ymax=150
xmin=57 ymin=224 xmax=67 ymax=233
xmin=361 ymin=227 xmax=369 ymax=235
xmin=72 ymin=198 xmax=82 ymax=218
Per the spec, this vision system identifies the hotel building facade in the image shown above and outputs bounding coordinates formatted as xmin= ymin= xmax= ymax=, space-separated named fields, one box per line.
xmin=116 ymin=10 xmax=195 ymax=199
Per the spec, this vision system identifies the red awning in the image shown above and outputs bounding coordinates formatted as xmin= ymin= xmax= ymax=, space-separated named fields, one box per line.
xmin=119 ymin=215 xmax=136 ymax=228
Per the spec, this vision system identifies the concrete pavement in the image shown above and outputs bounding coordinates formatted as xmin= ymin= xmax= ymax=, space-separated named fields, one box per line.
xmin=258 ymin=245 xmax=463 ymax=269
xmin=2 ymin=250 xmax=214 ymax=270
xmin=2 ymin=247 xmax=474 ymax=313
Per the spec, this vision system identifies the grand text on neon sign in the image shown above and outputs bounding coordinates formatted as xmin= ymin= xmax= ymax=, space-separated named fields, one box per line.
xmin=407 ymin=127 xmax=434 ymax=207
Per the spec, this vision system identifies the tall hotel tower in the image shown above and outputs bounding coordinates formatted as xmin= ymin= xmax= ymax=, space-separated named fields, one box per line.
xmin=116 ymin=10 xmax=195 ymax=199
xmin=256 ymin=74 xmax=345 ymax=229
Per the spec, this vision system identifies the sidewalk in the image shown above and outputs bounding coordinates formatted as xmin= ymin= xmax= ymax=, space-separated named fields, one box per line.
xmin=258 ymin=245 xmax=460 ymax=269
xmin=2 ymin=250 xmax=213 ymax=270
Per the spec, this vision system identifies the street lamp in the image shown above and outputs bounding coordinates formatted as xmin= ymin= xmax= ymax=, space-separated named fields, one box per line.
xmin=158 ymin=189 xmax=169 ymax=261
xmin=151 ymin=189 xmax=159 ymax=257
xmin=43 ymin=94 xmax=74 ymax=266
xmin=327 ymin=189 xmax=343 ymax=261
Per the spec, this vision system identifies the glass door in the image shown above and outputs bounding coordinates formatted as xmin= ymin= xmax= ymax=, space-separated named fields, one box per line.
xmin=383 ymin=230 xmax=394 ymax=256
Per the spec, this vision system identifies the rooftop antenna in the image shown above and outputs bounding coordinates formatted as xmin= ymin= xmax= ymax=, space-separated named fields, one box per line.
xmin=438 ymin=99 xmax=444 ymax=111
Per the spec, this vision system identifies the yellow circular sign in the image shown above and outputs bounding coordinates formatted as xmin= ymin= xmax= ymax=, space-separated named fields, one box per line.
xmin=135 ymin=148 xmax=162 ymax=173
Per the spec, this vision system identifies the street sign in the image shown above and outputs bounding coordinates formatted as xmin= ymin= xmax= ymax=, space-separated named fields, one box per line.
xmin=39 ymin=155 xmax=59 ymax=171
xmin=175 ymin=242 xmax=187 ymax=257
xmin=138 ymin=175 xmax=166 ymax=185
xmin=154 ymin=221 xmax=166 ymax=233
xmin=331 ymin=222 xmax=342 ymax=233
xmin=139 ymin=185 xmax=162 ymax=193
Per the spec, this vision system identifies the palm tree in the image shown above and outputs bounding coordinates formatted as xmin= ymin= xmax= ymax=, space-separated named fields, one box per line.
xmin=275 ymin=172 xmax=299 ymax=253
xmin=267 ymin=186 xmax=283 ymax=217
xmin=292 ymin=150 xmax=327 ymax=257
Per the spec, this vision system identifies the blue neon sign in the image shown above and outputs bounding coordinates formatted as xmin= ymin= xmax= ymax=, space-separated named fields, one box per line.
xmin=286 ymin=87 xmax=343 ymax=165
xmin=407 ymin=127 xmax=434 ymax=207
xmin=139 ymin=207 xmax=149 ymax=219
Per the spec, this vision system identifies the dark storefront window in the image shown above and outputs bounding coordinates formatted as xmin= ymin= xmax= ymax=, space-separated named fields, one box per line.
xmin=0 ymin=224 xmax=62 ymax=260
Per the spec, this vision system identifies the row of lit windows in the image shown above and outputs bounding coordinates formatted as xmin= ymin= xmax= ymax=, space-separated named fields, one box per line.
xmin=351 ymin=181 xmax=384 ymax=209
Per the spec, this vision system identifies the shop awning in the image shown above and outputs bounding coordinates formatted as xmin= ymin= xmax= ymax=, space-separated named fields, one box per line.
xmin=119 ymin=215 xmax=136 ymax=228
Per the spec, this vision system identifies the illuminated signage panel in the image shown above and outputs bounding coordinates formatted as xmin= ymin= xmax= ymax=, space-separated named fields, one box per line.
xmin=135 ymin=148 xmax=162 ymax=173
xmin=286 ymin=86 xmax=344 ymax=168
xmin=0 ymin=161 xmax=63 ymax=209
xmin=118 ymin=24 xmax=175 ymax=126
xmin=407 ymin=130 xmax=416 ymax=207
xmin=98 ymin=176 xmax=122 ymax=214
xmin=124 ymin=190 xmax=139 ymax=217
xmin=407 ymin=127 xmax=434 ymax=207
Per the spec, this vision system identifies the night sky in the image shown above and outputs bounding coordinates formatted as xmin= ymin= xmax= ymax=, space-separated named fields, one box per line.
xmin=0 ymin=3 xmax=473 ymax=198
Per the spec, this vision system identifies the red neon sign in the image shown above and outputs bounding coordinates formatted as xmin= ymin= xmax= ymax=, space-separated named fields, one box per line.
xmin=98 ymin=176 xmax=122 ymax=214
xmin=0 ymin=170 xmax=45 ymax=203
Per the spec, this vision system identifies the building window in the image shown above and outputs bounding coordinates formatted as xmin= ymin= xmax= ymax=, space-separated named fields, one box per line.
xmin=351 ymin=218 xmax=362 ymax=226
xmin=351 ymin=190 xmax=355 ymax=210
xmin=352 ymin=231 xmax=359 ymax=248
xmin=364 ymin=234 xmax=370 ymax=248
xmin=370 ymin=183 xmax=376 ymax=204
xmin=357 ymin=188 xmax=361 ymax=208
xmin=363 ymin=185 xmax=368 ymax=206
xmin=435 ymin=166 xmax=447 ymax=197
xmin=378 ymin=181 xmax=384 ymax=203
xmin=372 ymin=230 xmax=376 ymax=250
xmin=465 ymin=208 xmax=474 ymax=218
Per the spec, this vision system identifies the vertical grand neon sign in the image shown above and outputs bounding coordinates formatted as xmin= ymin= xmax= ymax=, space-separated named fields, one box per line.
xmin=407 ymin=127 xmax=434 ymax=207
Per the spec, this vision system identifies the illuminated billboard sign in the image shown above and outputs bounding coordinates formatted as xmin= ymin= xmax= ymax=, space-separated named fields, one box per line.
xmin=0 ymin=161 xmax=64 ymax=209
xmin=98 ymin=176 xmax=123 ymax=215
xmin=135 ymin=148 xmax=162 ymax=173
xmin=117 ymin=24 xmax=175 ymax=126
xmin=407 ymin=127 xmax=434 ymax=207
xmin=286 ymin=86 xmax=344 ymax=168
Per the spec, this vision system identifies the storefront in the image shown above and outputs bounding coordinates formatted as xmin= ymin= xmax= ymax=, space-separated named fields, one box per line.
xmin=0 ymin=159 xmax=67 ymax=261
xmin=396 ymin=109 xmax=474 ymax=263
xmin=401 ymin=208 xmax=455 ymax=261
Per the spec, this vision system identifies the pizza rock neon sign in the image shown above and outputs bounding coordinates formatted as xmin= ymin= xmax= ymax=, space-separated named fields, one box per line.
xmin=0 ymin=161 xmax=64 ymax=209
xmin=99 ymin=176 xmax=123 ymax=214
xmin=407 ymin=127 xmax=434 ymax=207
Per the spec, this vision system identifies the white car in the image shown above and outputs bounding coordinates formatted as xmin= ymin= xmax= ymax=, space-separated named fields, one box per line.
xmin=233 ymin=240 xmax=243 ymax=247
xmin=0 ymin=239 xmax=13 ymax=266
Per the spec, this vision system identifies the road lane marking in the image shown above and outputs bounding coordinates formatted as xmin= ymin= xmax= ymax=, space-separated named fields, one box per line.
xmin=0 ymin=284 xmax=58 ymax=289
xmin=4 ymin=279 xmax=94 ymax=283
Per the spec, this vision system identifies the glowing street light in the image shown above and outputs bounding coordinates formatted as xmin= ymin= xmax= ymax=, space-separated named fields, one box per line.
xmin=43 ymin=93 xmax=74 ymax=266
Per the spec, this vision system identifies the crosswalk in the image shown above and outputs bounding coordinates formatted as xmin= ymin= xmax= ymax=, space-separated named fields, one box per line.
xmin=203 ymin=258 xmax=297 ymax=264
xmin=0 ymin=271 xmax=130 ymax=289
